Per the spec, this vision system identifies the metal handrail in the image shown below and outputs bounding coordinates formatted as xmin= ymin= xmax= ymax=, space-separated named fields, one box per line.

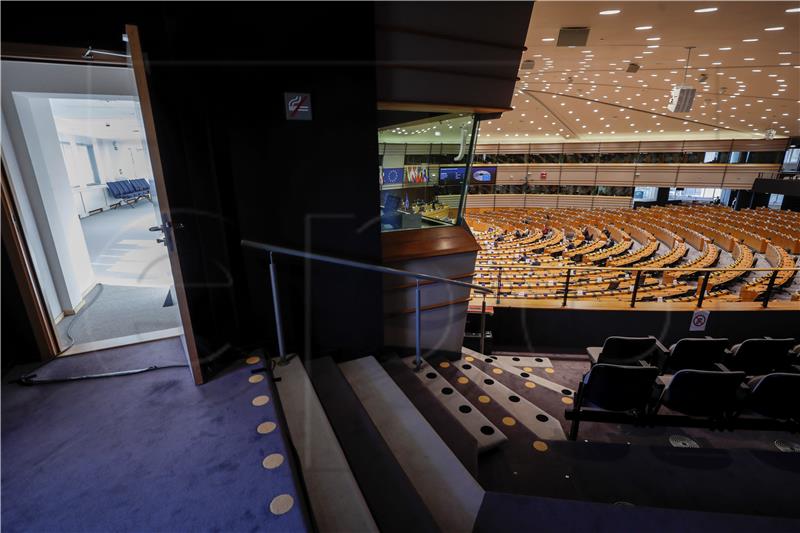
xmin=242 ymin=239 xmax=493 ymax=369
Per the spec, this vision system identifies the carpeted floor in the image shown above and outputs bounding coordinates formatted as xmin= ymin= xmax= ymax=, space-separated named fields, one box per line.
xmin=1 ymin=340 xmax=309 ymax=532
xmin=56 ymin=284 xmax=181 ymax=347
xmin=80 ymin=202 xmax=172 ymax=287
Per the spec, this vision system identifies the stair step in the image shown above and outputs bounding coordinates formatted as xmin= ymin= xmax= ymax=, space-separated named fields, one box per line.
xmin=382 ymin=358 xmax=480 ymax=476
xmin=340 ymin=356 xmax=485 ymax=533
xmin=465 ymin=350 xmax=553 ymax=369
xmin=273 ymin=357 xmax=378 ymax=533
xmin=306 ymin=357 xmax=439 ymax=533
xmin=397 ymin=357 xmax=507 ymax=452
xmin=449 ymin=356 xmax=567 ymax=440
xmin=464 ymin=347 xmax=576 ymax=396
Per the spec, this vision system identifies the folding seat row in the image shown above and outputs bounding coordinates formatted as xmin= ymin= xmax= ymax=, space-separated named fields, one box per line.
xmin=587 ymin=336 xmax=798 ymax=376
xmin=568 ymin=363 xmax=800 ymax=440
xmin=106 ymin=179 xmax=151 ymax=204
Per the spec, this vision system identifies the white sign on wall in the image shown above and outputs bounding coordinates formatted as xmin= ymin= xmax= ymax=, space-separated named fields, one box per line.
xmin=689 ymin=310 xmax=710 ymax=332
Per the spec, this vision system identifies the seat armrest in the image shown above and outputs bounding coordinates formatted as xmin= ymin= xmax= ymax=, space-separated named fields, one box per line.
xmin=657 ymin=374 xmax=673 ymax=387
xmin=637 ymin=360 xmax=653 ymax=368
xmin=714 ymin=363 xmax=732 ymax=372
xmin=654 ymin=339 xmax=669 ymax=354
xmin=764 ymin=336 xmax=773 ymax=340
xmin=790 ymin=365 xmax=800 ymax=374
xmin=586 ymin=347 xmax=602 ymax=364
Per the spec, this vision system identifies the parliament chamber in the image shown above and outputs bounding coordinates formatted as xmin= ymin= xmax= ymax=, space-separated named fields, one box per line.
xmin=465 ymin=205 xmax=800 ymax=309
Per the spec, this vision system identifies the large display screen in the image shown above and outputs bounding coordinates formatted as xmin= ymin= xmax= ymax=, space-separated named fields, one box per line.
xmin=405 ymin=165 xmax=430 ymax=184
xmin=439 ymin=166 xmax=466 ymax=183
xmin=470 ymin=166 xmax=497 ymax=184
xmin=380 ymin=167 xmax=404 ymax=185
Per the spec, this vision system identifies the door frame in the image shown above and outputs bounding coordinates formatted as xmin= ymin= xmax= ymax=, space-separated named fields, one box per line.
xmin=0 ymin=37 xmax=204 ymax=384
xmin=1 ymin=160 xmax=61 ymax=359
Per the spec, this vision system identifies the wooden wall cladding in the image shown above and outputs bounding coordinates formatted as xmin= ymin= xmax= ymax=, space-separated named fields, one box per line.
xmin=463 ymin=194 xmax=633 ymax=209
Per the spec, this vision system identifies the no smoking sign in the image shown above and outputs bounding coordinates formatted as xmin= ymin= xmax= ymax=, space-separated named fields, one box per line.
xmin=689 ymin=310 xmax=710 ymax=332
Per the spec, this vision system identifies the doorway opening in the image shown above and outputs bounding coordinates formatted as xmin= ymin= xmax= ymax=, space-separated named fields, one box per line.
xmin=2 ymin=60 xmax=182 ymax=356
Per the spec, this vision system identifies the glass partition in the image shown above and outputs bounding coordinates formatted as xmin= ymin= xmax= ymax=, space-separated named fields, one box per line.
xmin=378 ymin=113 xmax=478 ymax=232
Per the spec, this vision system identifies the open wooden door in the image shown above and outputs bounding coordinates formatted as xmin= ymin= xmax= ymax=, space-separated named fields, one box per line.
xmin=125 ymin=25 xmax=204 ymax=384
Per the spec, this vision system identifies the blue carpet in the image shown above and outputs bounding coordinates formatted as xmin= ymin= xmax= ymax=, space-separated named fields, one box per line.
xmin=2 ymin=341 xmax=309 ymax=532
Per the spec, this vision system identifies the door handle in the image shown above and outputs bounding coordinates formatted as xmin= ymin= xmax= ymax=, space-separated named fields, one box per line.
xmin=149 ymin=225 xmax=164 ymax=232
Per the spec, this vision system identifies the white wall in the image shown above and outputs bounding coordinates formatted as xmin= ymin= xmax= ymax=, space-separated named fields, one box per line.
xmin=1 ymin=60 xmax=141 ymax=321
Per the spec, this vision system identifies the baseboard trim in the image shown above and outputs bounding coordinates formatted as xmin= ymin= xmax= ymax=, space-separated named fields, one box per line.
xmin=59 ymin=327 xmax=183 ymax=356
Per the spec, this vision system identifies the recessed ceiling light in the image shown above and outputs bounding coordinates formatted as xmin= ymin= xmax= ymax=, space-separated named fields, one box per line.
xmin=599 ymin=9 xmax=621 ymax=15
xmin=742 ymin=38 xmax=759 ymax=42
xmin=647 ymin=45 xmax=659 ymax=49
xmin=694 ymin=7 xmax=718 ymax=13
xmin=787 ymin=7 xmax=800 ymax=13
xmin=719 ymin=47 xmax=732 ymax=51
xmin=698 ymin=53 xmax=710 ymax=57
xmin=542 ymin=38 xmax=555 ymax=42
xmin=764 ymin=27 xmax=784 ymax=31
xmin=778 ymin=51 xmax=792 ymax=55
xmin=744 ymin=57 xmax=755 ymax=61
xmin=646 ymin=37 xmax=661 ymax=41
xmin=635 ymin=25 xmax=653 ymax=30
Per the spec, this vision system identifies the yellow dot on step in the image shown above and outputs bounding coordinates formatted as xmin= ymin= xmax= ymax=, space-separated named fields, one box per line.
xmin=533 ymin=440 xmax=549 ymax=452
xmin=252 ymin=395 xmax=270 ymax=407
xmin=257 ymin=421 xmax=277 ymax=434
xmin=269 ymin=494 xmax=294 ymax=515
xmin=262 ymin=453 xmax=284 ymax=469
xmin=249 ymin=374 xmax=265 ymax=384
xmin=246 ymin=356 xmax=261 ymax=365
xmin=492 ymin=368 xmax=503 ymax=375
xmin=478 ymin=395 xmax=491 ymax=404
xmin=502 ymin=416 xmax=517 ymax=427
xmin=457 ymin=377 xmax=469 ymax=385
xmin=562 ymin=397 xmax=574 ymax=405
xmin=523 ymin=367 xmax=533 ymax=372
xmin=524 ymin=382 xmax=536 ymax=389
xmin=439 ymin=361 xmax=451 ymax=369
xmin=545 ymin=368 xmax=555 ymax=374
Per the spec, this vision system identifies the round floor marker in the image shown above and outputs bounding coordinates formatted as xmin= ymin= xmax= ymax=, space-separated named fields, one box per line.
xmin=257 ymin=421 xmax=277 ymax=434
xmin=252 ymin=395 xmax=270 ymax=407
xmin=668 ymin=435 xmax=699 ymax=448
xmin=465 ymin=356 xmax=475 ymax=362
xmin=561 ymin=397 xmax=574 ymax=405
xmin=536 ymin=414 xmax=549 ymax=422
xmin=246 ymin=356 xmax=261 ymax=365
xmin=545 ymin=368 xmax=555 ymax=374
xmin=561 ymin=389 xmax=572 ymax=396
xmin=523 ymin=367 xmax=533 ymax=372
xmin=512 ymin=357 xmax=521 ymax=362
xmin=439 ymin=361 xmax=451 ymax=369
xmin=425 ymin=372 xmax=437 ymax=379
xmin=520 ymin=372 xmax=530 ymax=378
xmin=269 ymin=494 xmax=294 ymax=515
xmin=478 ymin=395 xmax=491 ymax=404
xmin=249 ymin=374 xmax=265 ymax=384
xmin=459 ymin=405 xmax=472 ymax=414
xmin=524 ymin=382 xmax=536 ymax=389
xmin=492 ymin=368 xmax=503 ymax=375
xmin=484 ymin=378 xmax=495 ymax=385
xmin=442 ymin=387 xmax=454 ymax=395
xmin=774 ymin=440 xmax=800 ymax=453
xmin=509 ymin=395 xmax=520 ymax=403
xmin=484 ymin=358 xmax=493 ymax=363
xmin=502 ymin=416 xmax=516 ymax=427
xmin=535 ymin=358 xmax=544 ymax=363
xmin=457 ymin=377 xmax=469 ymax=385
xmin=262 ymin=453 xmax=285 ymax=469
xmin=533 ymin=440 xmax=549 ymax=452
xmin=462 ymin=364 xmax=472 ymax=370
xmin=480 ymin=425 xmax=495 ymax=435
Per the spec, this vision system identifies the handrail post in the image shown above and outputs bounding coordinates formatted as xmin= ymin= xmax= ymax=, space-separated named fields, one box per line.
xmin=414 ymin=280 xmax=422 ymax=371
xmin=562 ymin=268 xmax=571 ymax=307
xmin=762 ymin=269 xmax=779 ymax=309
xmin=268 ymin=251 xmax=288 ymax=363
xmin=697 ymin=271 xmax=711 ymax=308
xmin=496 ymin=267 xmax=503 ymax=304
xmin=630 ymin=270 xmax=642 ymax=308
xmin=480 ymin=294 xmax=487 ymax=354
